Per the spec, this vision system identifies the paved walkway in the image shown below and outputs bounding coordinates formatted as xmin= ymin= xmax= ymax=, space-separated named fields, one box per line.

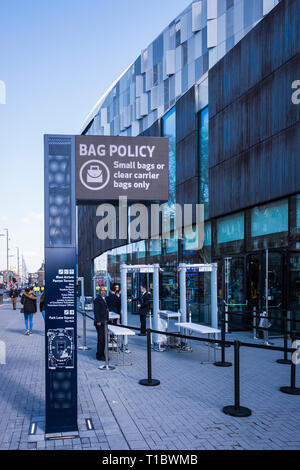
xmin=0 ymin=296 xmax=299 ymax=450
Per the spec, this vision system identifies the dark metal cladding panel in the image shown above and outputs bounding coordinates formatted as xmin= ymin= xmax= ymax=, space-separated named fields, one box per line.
xmin=176 ymin=87 xmax=196 ymax=143
xmin=209 ymin=0 xmax=300 ymax=218
xmin=176 ymin=132 xmax=197 ymax=185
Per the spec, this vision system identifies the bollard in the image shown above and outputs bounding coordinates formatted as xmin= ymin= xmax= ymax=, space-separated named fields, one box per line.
xmin=223 ymin=341 xmax=252 ymax=417
xmin=99 ymin=321 xmax=115 ymax=371
xmin=280 ymin=332 xmax=300 ymax=395
xmin=78 ymin=311 xmax=91 ymax=350
xmin=277 ymin=312 xmax=292 ymax=365
xmin=215 ymin=306 xmax=232 ymax=368
xmin=253 ymin=306 xmax=258 ymax=340
xmin=139 ymin=329 xmax=160 ymax=386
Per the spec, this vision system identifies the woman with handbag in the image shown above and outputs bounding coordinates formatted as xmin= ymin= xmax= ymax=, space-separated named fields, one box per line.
xmin=21 ymin=287 xmax=37 ymax=335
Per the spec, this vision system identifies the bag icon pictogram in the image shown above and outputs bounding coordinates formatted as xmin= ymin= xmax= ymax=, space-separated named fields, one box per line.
xmin=86 ymin=165 xmax=103 ymax=183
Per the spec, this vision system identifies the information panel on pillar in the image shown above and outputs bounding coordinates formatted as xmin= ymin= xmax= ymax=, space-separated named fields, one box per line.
xmin=75 ymin=135 xmax=169 ymax=203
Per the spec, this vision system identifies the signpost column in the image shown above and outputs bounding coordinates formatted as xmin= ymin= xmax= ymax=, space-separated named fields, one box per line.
xmin=44 ymin=135 xmax=77 ymax=434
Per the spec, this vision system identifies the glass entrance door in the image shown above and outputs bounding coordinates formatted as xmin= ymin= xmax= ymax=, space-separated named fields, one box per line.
xmin=127 ymin=272 xmax=153 ymax=314
xmin=288 ymin=253 xmax=300 ymax=332
xmin=262 ymin=251 xmax=284 ymax=333
xmin=223 ymin=256 xmax=247 ymax=330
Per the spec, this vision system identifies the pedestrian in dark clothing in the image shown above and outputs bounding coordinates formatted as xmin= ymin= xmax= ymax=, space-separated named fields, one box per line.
xmin=9 ymin=286 xmax=18 ymax=310
xmin=106 ymin=284 xmax=121 ymax=321
xmin=129 ymin=285 xmax=151 ymax=336
xmin=94 ymin=286 xmax=109 ymax=361
xmin=21 ymin=287 xmax=37 ymax=335
xmin=40 ymin=291 xmax=45 ymax=320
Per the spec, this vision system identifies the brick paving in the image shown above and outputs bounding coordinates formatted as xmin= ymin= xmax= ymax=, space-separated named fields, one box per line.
xmin=0 ymin=295 xmax=299 ymax=450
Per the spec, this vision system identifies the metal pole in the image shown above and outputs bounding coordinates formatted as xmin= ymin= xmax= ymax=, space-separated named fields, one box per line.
xmin=17 ymin=247 xmax=19 ymax=283
xmin=139 ymin=329 xmax=160 ymax=386
xmin=4 ymin=229 xmax=8 ymax=284
xmin=277 ymin=312 xmax=292 ymax=365
xmin=179 ymin=264 xmax=187 ymax=349
xmin=99 ymin=321 xmax=115 ymax=371
xmin=223 ymin=341 xmax=252 ymax=417
xmin=215 ymin=304 xmax=232 ymax=368
xmin=120 ymin=264 xmax=128 ymax=349
xmin=265 ymin=249 xmax=269 ymax=322
xmin=78 ymin=311 xmax=91 ymax=350
xmin=152 ymin=263 xmax=160 ymax=346
xmin=280 ymin=332 xmax=300 ymax=395
xmin=253 ymin=306 xmax=258 ymax=340
xmin=211 ymin=263 xmax=218 ymax=330
xmin=179 ymin=264 xmax=187 ymax=324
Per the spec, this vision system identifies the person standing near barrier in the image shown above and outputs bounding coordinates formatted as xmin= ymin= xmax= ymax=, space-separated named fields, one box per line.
xmin=94 ymin=286 xmax=109 ymax=361
xmin=129 ymin=285 xmax=151 ymax=336
xmin=106 ymin=284 xmax=121 ymax=324
xmin=21 ymin=287 xmax=37 ymax=335
xmin=9 ymin=286 xmax=18 ymax=310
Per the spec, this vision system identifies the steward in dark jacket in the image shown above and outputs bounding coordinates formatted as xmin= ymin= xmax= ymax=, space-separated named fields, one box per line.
xmin=129 ymin=286 xmax=151 ymax=336
xmin=93 ymin=287 xmax=109 ymax=360
xmin=106 ymin=285 xmax=121 ymax=316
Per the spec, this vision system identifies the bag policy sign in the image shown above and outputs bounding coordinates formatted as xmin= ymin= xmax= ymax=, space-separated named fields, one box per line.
xmin=75 ymin=135 xmax=169 ymax=202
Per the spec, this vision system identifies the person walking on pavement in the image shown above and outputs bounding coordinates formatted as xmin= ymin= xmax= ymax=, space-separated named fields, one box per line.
xmin=21 ymin=287 xmax=37 ymax=335
xmin=40 ymin=291 xmax=45 ymax=321
xmin=94 ymin=286 xmax=109 ymax=361
xmin=9 ymin=286 xmax=18 ymax=310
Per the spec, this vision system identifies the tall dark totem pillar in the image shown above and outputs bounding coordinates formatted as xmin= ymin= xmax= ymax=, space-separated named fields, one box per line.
xmin=44 ymin=135 xmax=77 ymax=433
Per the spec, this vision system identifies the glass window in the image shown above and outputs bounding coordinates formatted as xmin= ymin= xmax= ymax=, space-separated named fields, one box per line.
xmin=149 ymin=238 xmax=161 ymax=256
xmin=217 ymin=213 xmax=244 ymax=244
xmin=183 ymin=226 xmax=199 ymax=251
xmin=251 ymin=200 xmax=288 ymax=237
xmin=162 ymin=106 xmax=176 ymax=206
xmin=199 ymin=106 xmax=209 ymax=219
xmin=204 ymin=222 xmax=211 ymax=246
xmin=296 ymin=196 xmax=300 ymax=228
xmin=166 ymin=235 xmax=178 ymax=254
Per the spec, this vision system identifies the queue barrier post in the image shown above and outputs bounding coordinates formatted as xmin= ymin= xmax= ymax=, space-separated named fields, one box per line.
xmin=277 ymin=311 xmax=292 ymax=365
xmin=215 ymin=305 xmax=232 ymax=368
xmin=280 ymin=332 xmax=300 ymax=395
xmin=139 ymin=329 xmax=160 ymax=387
xmin=223 ymin=341 xmax=252 ymax=417
xmin=78 ymin=310 xmax=91 ymax=351
xmin=99 ymin=321 xmax=115 ymax=371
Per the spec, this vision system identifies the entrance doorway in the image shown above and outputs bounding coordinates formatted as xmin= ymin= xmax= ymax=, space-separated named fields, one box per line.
xmin=127 ymin=272 xmax=153 ymax=314
xmin=222 ymin=251 xmax=286 ymax=331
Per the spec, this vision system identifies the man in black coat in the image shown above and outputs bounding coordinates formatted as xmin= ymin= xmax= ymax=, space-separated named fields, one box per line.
xmin=136 ymin=286 xmax=151 ymax=336
xmin=106 ymin=284 xmax=121 ymax=320
xmin=94 ymin=286 xmax=109 ymax=361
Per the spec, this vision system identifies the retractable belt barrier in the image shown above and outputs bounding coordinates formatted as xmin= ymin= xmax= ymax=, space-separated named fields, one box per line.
xmin=79 ymin=311 xmax=300 ymax=418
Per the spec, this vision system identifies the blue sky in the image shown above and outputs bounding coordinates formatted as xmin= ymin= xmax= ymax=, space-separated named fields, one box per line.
xmin=0 ymin=0 xmax=188 ymax=273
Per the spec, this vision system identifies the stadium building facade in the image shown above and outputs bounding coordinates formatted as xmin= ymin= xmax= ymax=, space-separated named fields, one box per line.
xmin=78 ymin=0 xmax=300 ymax=330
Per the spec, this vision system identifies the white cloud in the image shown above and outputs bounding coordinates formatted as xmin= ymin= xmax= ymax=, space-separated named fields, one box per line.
xmin=19 ymin=212 xmax=43 ymax=225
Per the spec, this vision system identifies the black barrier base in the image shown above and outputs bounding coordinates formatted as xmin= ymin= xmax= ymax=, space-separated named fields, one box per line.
xmin=280 ymin=386 xmax=300 ymax=395
xmin=214 ymin=361 xmax=232 ymax=367
xmin=139 ymin=379 xmax=160 ymax=386
xmin=223 ymin=405 xmax=252 ymax=417
xmin=277 ymin=359 xmax=292 ymax=365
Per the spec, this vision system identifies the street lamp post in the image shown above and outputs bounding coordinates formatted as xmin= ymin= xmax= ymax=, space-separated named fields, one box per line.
xmin=4 ymin=229 xmax=9 ymax=283
xmin=0 ymin=233 xmax=4 ymax=284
